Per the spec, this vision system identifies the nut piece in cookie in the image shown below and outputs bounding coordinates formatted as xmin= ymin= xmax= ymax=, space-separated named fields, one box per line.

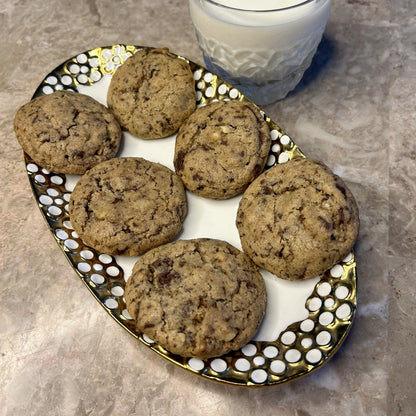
xmin=174 ymin=100 xmax=271 ymax=200
xmin=107 ymin=47 xmax=196 ymax=139
xmin=236 ymin=158 xmax=359 ymax=280
xmin=14 ymin=90 xmax=122 ymax=174
xmin=124 ymin=238 xmax=266 ymax=359
xmin=69 ymin=157 xmax=187 ymax=256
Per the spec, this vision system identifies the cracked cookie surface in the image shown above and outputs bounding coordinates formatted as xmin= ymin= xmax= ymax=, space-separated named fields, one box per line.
xmin=107 ymin=47 xmax=196 ymax=139
xmin=124 ymin=238 xmax=266 ymax=359
xmin=174 ymin=100 xmax=271 ymax=199
xmin=69 ymin=157 xmax=187 ymax=256
xmin=236 ymin=158 xmax=360 ymax=281
xmin=14 ymin=90 xmax=121 ymax=174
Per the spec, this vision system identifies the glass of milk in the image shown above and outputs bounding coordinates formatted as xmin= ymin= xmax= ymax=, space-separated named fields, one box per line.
xmin=189 ymin=0 xmax=331 ymax=105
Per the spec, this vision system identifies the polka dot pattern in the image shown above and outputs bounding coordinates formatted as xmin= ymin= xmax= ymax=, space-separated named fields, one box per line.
xmin=24 ymin=44 xmax=357 ymax=387
xmin=182 ymin=248 xmax=356 ymax=385
xmin=25 ymin=157 xmax=127 ymax=325
xmin=36 ymin=45 xmax=136 ymax=96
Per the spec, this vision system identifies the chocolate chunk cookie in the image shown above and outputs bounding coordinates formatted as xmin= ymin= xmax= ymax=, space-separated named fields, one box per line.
xmin=236 ymin=158 xmax=359 ymax=281
xmin=173 ymin=100 xmax=271 ymax=200
xmin=14 ymin=90 xmax=121 ymax=174
xmin=69 ymin=157 xmax=187 ymax=256
xmin=124 ymin=238 xmax=266 ymax=359
xmin=107 ymin=47 xmax=196 ymax=139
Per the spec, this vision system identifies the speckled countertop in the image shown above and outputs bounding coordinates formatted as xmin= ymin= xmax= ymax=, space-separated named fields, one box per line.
xmin=1 ymin=1 xmax=415 ymax=415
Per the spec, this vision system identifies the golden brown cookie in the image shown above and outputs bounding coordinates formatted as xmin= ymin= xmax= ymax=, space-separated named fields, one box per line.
xmin=236 ymin=158 xmax=359 ymax=281
xmin=69 ymin=157 xmax=187 ymax=256
xmin=173 ymin=100 xmax=271 ymax=200
xmin=124 ymin=238 xmax=266 ymax=359
xmin=14 ymin=90 xmax=122 ymax=174
xmin=107 ymin=47 xmax=196 ymax=139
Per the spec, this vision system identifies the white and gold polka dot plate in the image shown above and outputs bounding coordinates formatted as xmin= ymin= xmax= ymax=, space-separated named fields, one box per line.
xmin=25 ymin=45 xmax=357 ymax=387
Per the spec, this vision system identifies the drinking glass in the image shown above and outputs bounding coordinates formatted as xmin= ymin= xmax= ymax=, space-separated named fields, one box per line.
xmin=189 ymin=0 xmax=332 ymax=105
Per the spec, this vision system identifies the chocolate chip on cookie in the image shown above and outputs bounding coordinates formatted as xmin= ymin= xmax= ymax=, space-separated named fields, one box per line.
xmin=174 ymin=100 xmax=271 ymax=199
xmin=236 ymin=158 xmax=359 ymax=280
xmin=124 ymin=238 xmax=266 ymax=359
xmin=69 ymin=157 xmax=187 ymax=256
xmin=14 ymin=90 xmax=122 ymax=174
xmin=107 ymin=47 xmax=196 ymax=139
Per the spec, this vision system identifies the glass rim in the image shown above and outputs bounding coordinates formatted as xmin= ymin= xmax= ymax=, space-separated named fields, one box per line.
xmin=201 ymin=0 xmax=317 ymax=13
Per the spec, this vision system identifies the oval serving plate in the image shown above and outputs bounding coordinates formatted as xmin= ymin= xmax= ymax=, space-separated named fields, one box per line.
xmin=25 ymin=44 xmax=357 ymax=387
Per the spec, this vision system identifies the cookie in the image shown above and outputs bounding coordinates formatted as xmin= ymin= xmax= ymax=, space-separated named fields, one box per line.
xmin=14 ymin=90 xmax=121 ymax=174
xmin=173 ymin=100 xmax=271 ymax=200
xmin=107 ymin=47 xmax=196 ymax=139
xmin=236 ymin=158 xmax=359 ymax=281
xmin=124 ymin=238 xmax=266 ymax=359
xmin=69 ymin=157 xmax=187 ymax=256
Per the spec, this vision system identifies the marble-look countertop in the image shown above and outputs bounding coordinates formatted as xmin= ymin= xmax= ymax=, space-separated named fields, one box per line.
xmin=1 ymin=1 xmax=415 ymax=415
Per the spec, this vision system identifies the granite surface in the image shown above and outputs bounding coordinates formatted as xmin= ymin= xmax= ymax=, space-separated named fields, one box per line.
xmin=1 ymin=1 xmax=415 ymax=415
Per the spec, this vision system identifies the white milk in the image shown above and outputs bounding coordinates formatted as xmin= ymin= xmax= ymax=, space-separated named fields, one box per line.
xmin=189 ymin=0 xmax=331 ymax=104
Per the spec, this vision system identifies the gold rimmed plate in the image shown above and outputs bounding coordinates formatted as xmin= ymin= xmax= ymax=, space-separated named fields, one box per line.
xmin=25 ymin=45 xmax=357 ymax=387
